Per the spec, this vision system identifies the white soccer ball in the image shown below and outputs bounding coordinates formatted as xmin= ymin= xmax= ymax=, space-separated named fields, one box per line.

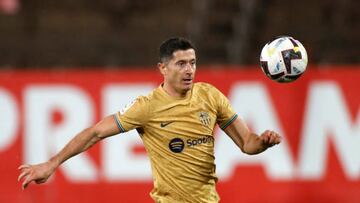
xmin=260 ymin=36 xmax=308 ymax=83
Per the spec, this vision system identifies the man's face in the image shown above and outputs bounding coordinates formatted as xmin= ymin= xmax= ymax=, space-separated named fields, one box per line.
xmin=160 ymin=49 xmax=196 ymax=95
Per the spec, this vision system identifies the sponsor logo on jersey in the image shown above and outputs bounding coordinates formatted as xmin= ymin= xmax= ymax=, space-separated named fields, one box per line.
xmin=169 ymin=136 xmax=214 ymax=153
xmin=199 ymin=111 xmax=211 ymax=126
xmin=168 ymin=138 xmax=185 ymax=153
xmin=187 ymin=136 xmax=214 ymax=147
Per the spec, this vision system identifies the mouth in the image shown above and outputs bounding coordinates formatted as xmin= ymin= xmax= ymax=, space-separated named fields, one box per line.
xmin=182 ymin=78 xmax=193 ymax=84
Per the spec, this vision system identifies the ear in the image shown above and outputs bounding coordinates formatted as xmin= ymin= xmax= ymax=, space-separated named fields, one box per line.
xmin=158 ymin=62 xmax=166 ymax=75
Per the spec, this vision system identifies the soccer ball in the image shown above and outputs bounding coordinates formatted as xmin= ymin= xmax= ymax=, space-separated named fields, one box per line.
xmin=260 ymin=36 xmax=308 ymax=83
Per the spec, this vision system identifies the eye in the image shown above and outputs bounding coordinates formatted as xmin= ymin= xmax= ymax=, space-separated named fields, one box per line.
xmin=176 ymin=61 xmax=186 ymax=68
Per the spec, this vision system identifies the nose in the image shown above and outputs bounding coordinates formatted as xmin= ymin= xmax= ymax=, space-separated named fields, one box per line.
xmin=185 ymin=63 xmax=195 ymax=74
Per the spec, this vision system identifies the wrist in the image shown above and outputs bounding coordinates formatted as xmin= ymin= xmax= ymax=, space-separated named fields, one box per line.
xmin=48 ymin=157 xmax=60 ymax=171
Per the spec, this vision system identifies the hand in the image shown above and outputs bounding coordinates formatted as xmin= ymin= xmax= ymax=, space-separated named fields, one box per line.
xmin=260 ymin=130 xmax=282 ymax=148
xmin=18 ymin=161 xmax=56 ymax=190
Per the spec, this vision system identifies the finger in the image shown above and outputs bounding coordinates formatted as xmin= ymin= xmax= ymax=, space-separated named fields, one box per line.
xmin=261 ymin=134 xmax=269 ymax=143
xmin=264 ymin=130 xmax=271 ymax=136
xmin=22 ymin=176 xmax=33 ymax=190
xmin=272 ymin=131 xmax=281 ymax=141
xmin=268 ymin=137 xmax=274 ymax=145
xmin=22 ymin=182 xmax=28 ymax=190
xmin=18 ymin=170 xmax=30 ymax=182
xmin=18 ymin=164 xmax=31 ymax=170
xmin=274 ymin=135 xmax=282 ymax=144
xmin=271 ymin=135 xmax=282 ymax=146
xmin=269 ymin=132 xmax=276 ymax=144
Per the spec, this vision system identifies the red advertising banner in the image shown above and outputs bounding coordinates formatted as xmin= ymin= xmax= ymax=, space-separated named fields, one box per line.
xmin=0 ymin=66 xmax=359 ymax=203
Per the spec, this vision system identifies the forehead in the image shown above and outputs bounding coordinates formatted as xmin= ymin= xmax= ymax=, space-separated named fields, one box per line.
xmin=171 ymin=49 xmax=196 ymax=61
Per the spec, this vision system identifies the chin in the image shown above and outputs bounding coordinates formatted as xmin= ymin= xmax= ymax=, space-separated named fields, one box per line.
xmin=179 ymin=86 xmax=191 ymax=95
xmin=184 ymin=83 xmax=193 ymax=90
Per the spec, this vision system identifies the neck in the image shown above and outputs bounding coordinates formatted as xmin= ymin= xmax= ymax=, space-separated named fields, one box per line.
xmin=162 ymin=83 xmax=188 ymax=98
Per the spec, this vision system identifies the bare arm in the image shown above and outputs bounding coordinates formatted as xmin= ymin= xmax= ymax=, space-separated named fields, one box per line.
xmin=18 ymin=115 xmax=120 ymax=189
xmin=223 ymin=117 xmax=281 ymax=155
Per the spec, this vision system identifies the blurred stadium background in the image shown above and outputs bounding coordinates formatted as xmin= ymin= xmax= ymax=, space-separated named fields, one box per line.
xmin=0 ymin=0 xmax=359 ymax=67
xmin=0 ymin=0 xmax=359 ymax=203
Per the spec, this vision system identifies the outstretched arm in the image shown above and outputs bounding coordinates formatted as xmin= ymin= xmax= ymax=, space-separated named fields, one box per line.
xmin=223 ymin=117 xmax=281 ymax=155
xmin=18 ymin=115 xmax=120 ymax=189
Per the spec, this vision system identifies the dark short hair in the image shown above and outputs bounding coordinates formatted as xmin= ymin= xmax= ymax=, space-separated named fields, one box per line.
xmin=159 ymin=37 xmax=195 ymax=63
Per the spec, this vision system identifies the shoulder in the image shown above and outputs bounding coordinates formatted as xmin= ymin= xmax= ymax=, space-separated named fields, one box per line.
xmin=192 ymin=82 xmax=226 ymax=107
xmin=136 ymin=91 xmax=154 ymax=105
xmin=145 ymin=86 xmax=162 ymax=102
xmin=136 ymin=87 xmax=162 ymax=108
xmin=193 ymin=82 xmax=222 ymax=95
xmin=194 ymin=82 xmax=217 ymax=91
xmin=126 ymin=90 xmax=154 ymax=109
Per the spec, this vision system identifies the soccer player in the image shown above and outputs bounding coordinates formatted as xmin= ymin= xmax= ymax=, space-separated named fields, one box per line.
xmin=18 ymin=37 xmax=281 ymax=203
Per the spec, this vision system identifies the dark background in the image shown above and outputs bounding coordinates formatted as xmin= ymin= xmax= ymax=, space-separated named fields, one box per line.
xmin=0 ymin=0 xmax=358 ymax=68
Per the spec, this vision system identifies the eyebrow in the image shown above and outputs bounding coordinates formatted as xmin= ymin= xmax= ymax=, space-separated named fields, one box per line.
xmin=176 ymin=58 xmax=196 ymax=63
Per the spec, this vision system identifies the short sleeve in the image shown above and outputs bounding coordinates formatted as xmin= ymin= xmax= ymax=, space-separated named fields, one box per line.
xmin=113 ymin=96 xmax=150 ymax=133
xmin=214 ymin=88 xmax=238 ymax=130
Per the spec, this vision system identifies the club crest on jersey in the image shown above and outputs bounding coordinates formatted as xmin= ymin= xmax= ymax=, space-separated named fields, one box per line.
xmin=199 ymin=111 xmax=211 ymax=126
